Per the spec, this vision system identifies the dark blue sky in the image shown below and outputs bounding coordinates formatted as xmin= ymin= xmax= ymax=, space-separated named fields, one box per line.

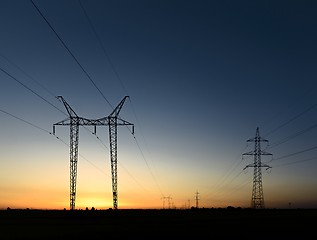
xmin=0 ymin=0 xmax=317 ymax=209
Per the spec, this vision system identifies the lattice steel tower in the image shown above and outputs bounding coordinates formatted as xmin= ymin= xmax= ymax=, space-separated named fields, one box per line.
xmin=53 ymin=96 xmax=133 ymax=210
xmin=242 ymin=127 xmax=272 ymax=209
xmin=53 ymin=96 xmax=82 ymax=210
xmin=103 ymin=96 xmax=134 ymax=209
xmin=195 ymin=190 xmax=200 ymax=209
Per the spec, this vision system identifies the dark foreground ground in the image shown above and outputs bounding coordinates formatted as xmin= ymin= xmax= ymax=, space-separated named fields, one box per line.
xmin=0 ymin=208 xmax=316 ymax=239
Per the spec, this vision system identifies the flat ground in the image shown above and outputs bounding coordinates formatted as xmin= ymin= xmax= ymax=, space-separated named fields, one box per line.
xmin=0 ymin=208 xmax=316 ymax=239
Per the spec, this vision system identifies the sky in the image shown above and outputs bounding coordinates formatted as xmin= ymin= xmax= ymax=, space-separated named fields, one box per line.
xmin=0 ymin=0 xmax=317 ymax=210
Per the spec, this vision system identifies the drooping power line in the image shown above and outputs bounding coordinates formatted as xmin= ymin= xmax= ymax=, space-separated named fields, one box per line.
xmin=30 ymin=0 xmax=113 ymax=110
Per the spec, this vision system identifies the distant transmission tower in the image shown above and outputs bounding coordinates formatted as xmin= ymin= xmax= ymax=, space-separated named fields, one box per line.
xmin=195 ymin=190 xmax=200 ymax=209
xmin=161 ymin=195 xmax=167 ymax=209
xmin=166 ymin=195 xmax=172 ymax=209
xmin=53 ymin=96 xmax=133 ymax=210
xmin=242 ymin=127 xmax=272 ymax=209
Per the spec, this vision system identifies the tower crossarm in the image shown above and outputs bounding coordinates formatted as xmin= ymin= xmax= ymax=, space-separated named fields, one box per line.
xmin=260 ymin=151 xmax=272 ymax=156
xmin=242 ymin=150 xmax=256 ymax=156
xmin=116 ymin=117 xmax=134 ymax=126
xmin=54 ymin=117 xmax=112 ymax=126
xmin=53 ymin=117 xmax=72 ymax=126
xmin=247 ymin=137 xmax=268 ymax=143
xmin=243 ymin=150 xmax=272 ymax=156
xmin=243 ymin=163 xmax=272 ymax=171
xmin=92 ymin=116 xmax=133 ymax=126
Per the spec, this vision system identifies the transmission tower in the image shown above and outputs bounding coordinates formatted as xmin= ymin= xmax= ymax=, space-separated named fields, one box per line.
xmin=103 ymin=96 xmax=134 ymax=209
xmin=161 ymin=195 xmax=167 ymax=209
xmin=53 ymin=96 xmax=82 ymax=210
xmin=194 ymin=190 xmax=200 ymax=209
xmin=53 ymin=96 xmax=133 ymax=210
xmin=242 ymin=127 xmax=272 ymax=209
xmin=166 ymin=195 xmax=172 ymax=209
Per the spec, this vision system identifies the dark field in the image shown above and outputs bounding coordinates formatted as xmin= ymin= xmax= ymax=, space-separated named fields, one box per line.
xmin=0 ymin=208 xmax=316 ymax=239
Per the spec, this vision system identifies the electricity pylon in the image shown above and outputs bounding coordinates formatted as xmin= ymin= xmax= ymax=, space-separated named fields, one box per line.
xmin=53 ymin=96 xmax=83 ymax=210
xmin=195 ymin=190 xmax=200 ymax=209
xmin=101 ymin=96 xmax=134 ymax=209
xmin=161 ymin=195 xmax=167 ymax=209
xmin=242 ymin=127 xmax=272 ymax=209
xmin=53 ymin=96 xmax=133 ymax=210
xmin=166 ymin=195 xmax=172 ymax=209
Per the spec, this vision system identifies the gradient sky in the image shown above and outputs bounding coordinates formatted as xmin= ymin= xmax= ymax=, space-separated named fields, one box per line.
xmin=0 ymin=0 xmax=317 ymax=210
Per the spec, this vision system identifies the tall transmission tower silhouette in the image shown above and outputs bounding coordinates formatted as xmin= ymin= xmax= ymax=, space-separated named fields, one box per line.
xmin=53 ymin=96 xmax=133 ymax=210
xmin=242 ymin=127 xmax=272 ymax=209
xmin=53 ymin=96 xmax=85 ymax=210
xmin=103 ymin=96 xmax=134 ymax=209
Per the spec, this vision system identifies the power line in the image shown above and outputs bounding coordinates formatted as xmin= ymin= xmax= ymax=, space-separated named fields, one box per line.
xmin=77 ymin=0 xmax=155 ymax=175
xmin=31 ymin=0 xmax=173 ymax=205
xmin=263 ymin=102 xmax=317 ymax=138
xmin=272 ymin=156 xmax=317 ymax=168
xmin=77 ymin=0 xmax=129 ymax=97
xmin=30 ymin=0 xmax=113 ymax=110
xmin=0 ymin=53 xmax=57 ymax=99
xmin=211 ymin=173 xmax=253 ymax=208
xmin=260 ymin=87 xmax=315 ymax=133
xmin=214 ymin=143 xmax=249 ymax=191
xmin=0 ymin=108 xmax=108 ymax=176
xmin=132 ymin=133 xmax=163 ymax=195
xmin=0 ymin=66 xmax=66 ymax=116
xmin=77 ymin=1 xmax=164 ymax=198
xmin=0 ymin=108 xmax=52 ymax=134
xmin=267 ymin=122 xmax=317 ymax=149
xmin=0 ymin=53 xmax=112 ymax=153
xmin=269 ymin=145 xmax=317 ymax=163
xmin=1 ymin=30 xmax=153 ymax=207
